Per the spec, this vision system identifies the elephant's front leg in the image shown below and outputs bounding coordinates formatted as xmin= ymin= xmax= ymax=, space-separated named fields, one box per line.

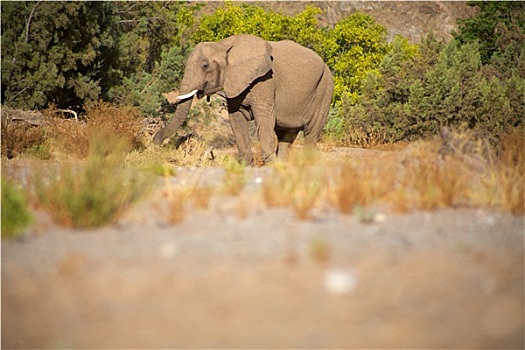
xmin=229 ymin=109 xmax=254 ymax=165
xmin=252 ymin=104 xmax=277 ymax=164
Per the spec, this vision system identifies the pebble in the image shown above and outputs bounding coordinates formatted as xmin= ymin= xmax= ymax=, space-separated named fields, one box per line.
xmin=374 ymin=213 xmax=387 ymax=223
xmin=323 ymin=267 xmax=358 ymax=295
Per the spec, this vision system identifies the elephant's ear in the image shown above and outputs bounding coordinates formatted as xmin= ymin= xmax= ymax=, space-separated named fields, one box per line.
xmin=222 ymin=35 xmax=273 ymax=98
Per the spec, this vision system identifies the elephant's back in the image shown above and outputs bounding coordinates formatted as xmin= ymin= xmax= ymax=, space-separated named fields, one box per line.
xmin=270 ymin=40 xmax=331 ymax=126
xmin=270 ymin=40 xmax=326 ymax=75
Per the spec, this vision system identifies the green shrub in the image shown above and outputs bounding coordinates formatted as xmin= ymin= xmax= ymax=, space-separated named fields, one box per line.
xmin=325 ymin=13 xmax=388 ymax=104
xmin=453 ymin=2 xmax=525 ymax=65
xmin=1 ymin=2 xmax=120 ymax=110
xmin=334 ymin=33 xmax=522 ymax=146
xmin=1 ymin=178 xmax=33 ymax=238
xmin=192 ymin=3 xmax=325 ymax=48
xmin=109 ymin=45 xmax=187 ymax=116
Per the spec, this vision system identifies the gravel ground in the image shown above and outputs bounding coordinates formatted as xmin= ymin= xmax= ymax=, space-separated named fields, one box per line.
xmin=2 ymin=154 xmax=524 ymax=349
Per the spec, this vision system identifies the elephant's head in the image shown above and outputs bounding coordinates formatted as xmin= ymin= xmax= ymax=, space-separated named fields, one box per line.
xmin=153 ymin=34 xmax=273 ymax=145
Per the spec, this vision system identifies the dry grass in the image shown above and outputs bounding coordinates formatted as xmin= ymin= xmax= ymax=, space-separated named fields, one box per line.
xmin=163 ymin=184 xmax=214 ymax=224
xmin=395 ymin=141 xmax=473 ymax=211
xmin=477 ymin=129 xmax=525 ymax=214
xmin=126 ymin=136 xmax=236 ymax=170
xmin=309 ymin=236 xmax=331 ymax=263
xmin=6 ymin=102 xmax=522 ymax=226
xmin=345 ymin=127 xmax=397 ymax=149
xmin=44 ymin=102 xmax=143 ymax=160
xmin=262 ymin=149 xmax=326 ymax=219
xmin=33 ymin=132 xmax=151 ymax=228
xmin=221 ymin=156 xmax=246 ymax=196
xmin=331 ymin=157 xmax=398 ymax=213
xmin=160 ymin=164 xmax=216 ymax=224
xmin=272 ymin=127 xmax=524 ymax=216
xmin=1 ymin=107 xmax=49 ymax=159
xmin=166 ymin=190 xmax=188 ymax=224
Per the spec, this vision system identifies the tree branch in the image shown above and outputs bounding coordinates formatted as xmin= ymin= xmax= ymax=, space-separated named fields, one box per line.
xmin=25 ymin=1 xmax=42 ymax=43
xmin=57 ymin=109 xmax=78 ymax=120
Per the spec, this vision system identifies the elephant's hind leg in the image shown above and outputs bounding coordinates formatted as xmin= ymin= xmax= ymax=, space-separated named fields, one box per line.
xmin=276 ymin=129 xmax=299 ymax=160
xmin=304 ymin=68 xmax=334 ymax=147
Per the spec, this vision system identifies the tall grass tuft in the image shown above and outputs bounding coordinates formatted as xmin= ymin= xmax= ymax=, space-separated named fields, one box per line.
xmin=482 ymin=129 xmax=525 ymax=214
xmin=221 ymin=156 xmax=246 ymax=196
xmin=262 ymin=149 xmax=325 ymax=219
xmin=498 ymin=130 xmax=524 ymax=214
xmin=34 ymin=132 xmax=151 ymax=228
xmin=401 ymin=149 xmax=472 ymax=210
xmin=331 ymin=155 xmax=398 ymax=213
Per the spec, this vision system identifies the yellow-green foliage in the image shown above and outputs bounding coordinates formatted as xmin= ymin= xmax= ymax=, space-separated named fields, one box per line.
xmin=1 ymin=178 xmax=33 ymax=238
xmin=193 ymin=3 xmax=388 ymax=106
xmin=324 ymin=13 xmax=388 ymax=104
xmin=193 ymin=4 xmax=324 ymax=46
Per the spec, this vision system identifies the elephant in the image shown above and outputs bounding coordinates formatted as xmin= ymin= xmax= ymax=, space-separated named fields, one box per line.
xmin=153 ymin=34 xmax=334 ymax=165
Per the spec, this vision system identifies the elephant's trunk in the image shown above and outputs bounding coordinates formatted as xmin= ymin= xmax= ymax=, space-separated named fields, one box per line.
xmin=153 ymin=97 xmax=193 ymax=145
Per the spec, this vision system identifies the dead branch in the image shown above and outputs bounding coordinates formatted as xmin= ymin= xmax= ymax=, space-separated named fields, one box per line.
xmin=57 ymin=109 xmax=78 ymax=120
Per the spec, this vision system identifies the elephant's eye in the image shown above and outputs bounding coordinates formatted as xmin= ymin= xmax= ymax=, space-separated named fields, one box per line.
xmin=202 ymin=62 xmax=209 ymax=70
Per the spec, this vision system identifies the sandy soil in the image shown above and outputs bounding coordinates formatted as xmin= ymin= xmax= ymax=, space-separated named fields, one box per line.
xmin=2 ymin=149 xmax=524 ymax=349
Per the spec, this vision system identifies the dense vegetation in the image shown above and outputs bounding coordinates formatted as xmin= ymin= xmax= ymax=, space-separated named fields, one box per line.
xmin=337 ymin=1 xmax=524 ymax=145
xmin=1 ymin=1 xmax=523 ymax=145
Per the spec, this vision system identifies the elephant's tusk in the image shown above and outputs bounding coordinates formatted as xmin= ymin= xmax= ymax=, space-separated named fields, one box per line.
xmin=176 ymin=89 xmax=199 ymax=102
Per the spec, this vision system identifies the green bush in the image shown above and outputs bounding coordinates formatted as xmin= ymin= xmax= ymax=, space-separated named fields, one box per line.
xmin=2 ymin=2 xmax=389 ymax=118
xmin=109 ymin=45 xmax=187 ymax=116
xmin=453 ymin=2 xmax=525 ymax=65
xmin=324 ymin=13 xmax=388 ymax=104
xmin=1 ymin=178 xmax=33 ymax=238
xmin=109 ymin=2 xmax=196 ymax=116
xmin=331 ymin=33 xmax=523 ymax=146
xmin=1 ymin=2 xmax=120 ymax=110
xmin=192 ymin=3 xmax=325 ymax=48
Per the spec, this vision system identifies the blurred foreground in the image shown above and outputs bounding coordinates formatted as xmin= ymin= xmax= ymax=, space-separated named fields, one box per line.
xmin=2 ymin=159 xmax=523 ymax=348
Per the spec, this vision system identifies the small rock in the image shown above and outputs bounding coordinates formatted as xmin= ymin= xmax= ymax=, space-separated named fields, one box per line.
xmin=374 ymin=213 xmax=387 ymax=223
xmin=323 ymin=268 xmax=358 ymax=295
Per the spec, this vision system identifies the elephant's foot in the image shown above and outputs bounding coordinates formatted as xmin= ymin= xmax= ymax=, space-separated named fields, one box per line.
xmin=262 ymin=152 xmax=277 ymax=165
xmin=238 ymin=153 xmax=255 ymax=166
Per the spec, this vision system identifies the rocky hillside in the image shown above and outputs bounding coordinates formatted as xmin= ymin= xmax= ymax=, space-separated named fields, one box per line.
xmin=206 ymin=1 xmax=477 ymax=43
